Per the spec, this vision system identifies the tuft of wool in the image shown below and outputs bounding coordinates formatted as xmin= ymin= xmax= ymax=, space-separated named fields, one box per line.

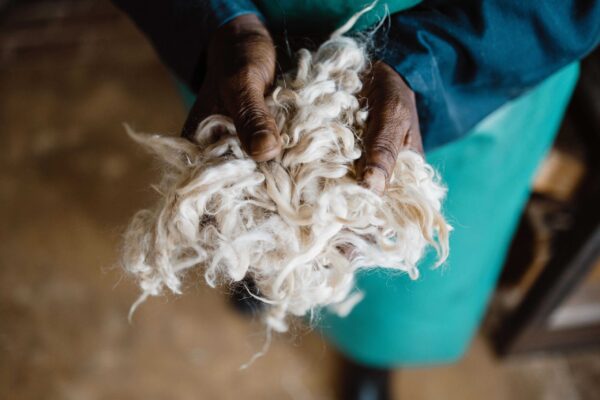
xmin=122 ymin=34 xmax=451 ymax=333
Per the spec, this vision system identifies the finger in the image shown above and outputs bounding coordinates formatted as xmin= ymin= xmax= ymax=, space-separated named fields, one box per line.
xmin=181 ymin=84 xmax=217 ymax=141
xmin=361 ymin=121 xmax=423 ymax=195
xmin=361 ymin=110 xmax=423 ymax=194
xmin=214 ymin=16 xmax=281 ymax=162
xmin=360 ymin=109 xmax=411 ymax=195
xmin=404 ymin=115 xmax=424 ymax=155
xmin=359 ymin=69 xmax=422 ymax=195
xmin=224 ymin=73 xmax=281 ymax=162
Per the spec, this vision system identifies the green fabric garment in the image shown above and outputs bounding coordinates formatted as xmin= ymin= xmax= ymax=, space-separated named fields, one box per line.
xmin=320 ymin=63 xmax=578 ymax=366
xmin=254 ymin=0 xmax=579 ymax=366
xmin=180 ymin=0 xmax=579 ymax=366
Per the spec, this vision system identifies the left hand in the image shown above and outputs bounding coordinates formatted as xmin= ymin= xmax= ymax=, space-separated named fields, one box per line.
xmin=358 ymin=61 xmax=424 ymax=195
xmin=181 ymin=14 xmax=281 ymax=162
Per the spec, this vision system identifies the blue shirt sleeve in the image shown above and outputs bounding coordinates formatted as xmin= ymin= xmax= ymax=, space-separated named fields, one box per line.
xmin=375 ymin=0 xmax=600 ymax=149
xmin=112 ymin=0 xmax=262 ymax=91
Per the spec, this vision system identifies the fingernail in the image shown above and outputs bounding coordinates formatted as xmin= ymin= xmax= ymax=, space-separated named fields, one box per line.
xmin=362 ymin=167 xmax=386 ymax=195
xmin=249 ymin=131 xmax=280 ymax=161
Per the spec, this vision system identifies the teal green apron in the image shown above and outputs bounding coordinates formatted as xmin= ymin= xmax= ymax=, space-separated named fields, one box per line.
xmin=318 ymin=64 xmax=578 ymax=366
xmin=184 ymin=0 xmax=579 ymax=367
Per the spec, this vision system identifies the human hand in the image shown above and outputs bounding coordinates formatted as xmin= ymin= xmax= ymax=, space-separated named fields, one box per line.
xmin=182 ymin=17 xmax=422 ymax=193
xmin=358 ymin=61 xmax=424 ymax=195
xmin=182 ymin=14 xmax=281 ymax=162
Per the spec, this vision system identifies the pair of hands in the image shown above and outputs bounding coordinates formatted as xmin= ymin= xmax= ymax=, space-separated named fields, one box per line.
xmin=182 ymin=15 xmax=423 ymax=195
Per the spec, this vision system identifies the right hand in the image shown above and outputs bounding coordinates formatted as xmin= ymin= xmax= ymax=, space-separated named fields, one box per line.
xmin=357 ymin=61 xmax=424 ymax=195
xmin=181 ymin=14 xmax=281 ymax=162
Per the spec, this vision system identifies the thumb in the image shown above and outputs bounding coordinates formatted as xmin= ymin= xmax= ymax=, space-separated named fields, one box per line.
xmin=360 ymin=120 xmax=407 ymax=196
xmin=359 ymin=96 xmax=419 ymax=195
xmin=181 ymin=83 xmax=216 ymax=141
xmin=359 ymin=62 xmax=422 ymax=195
xmin=224 ymin=78 xmax=281 ymax=161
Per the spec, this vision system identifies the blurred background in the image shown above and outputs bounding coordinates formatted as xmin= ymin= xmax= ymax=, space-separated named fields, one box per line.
xmin=1 ymin=1 xmax=599 ymax=399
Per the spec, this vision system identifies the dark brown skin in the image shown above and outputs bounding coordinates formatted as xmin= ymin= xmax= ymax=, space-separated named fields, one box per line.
xmin=182 ymin=14 xmax=423 ymax=195
xmin=358 ymin=60 xmax=423 ymax=194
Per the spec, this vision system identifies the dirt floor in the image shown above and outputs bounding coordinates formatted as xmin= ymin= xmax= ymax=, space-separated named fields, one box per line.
xmin=1 ymin=1 xmax=599 ymax=399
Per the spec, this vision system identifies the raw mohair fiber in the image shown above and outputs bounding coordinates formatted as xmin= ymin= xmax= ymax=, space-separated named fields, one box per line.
xmin=122 ymin=31 xmax=451 ymax=335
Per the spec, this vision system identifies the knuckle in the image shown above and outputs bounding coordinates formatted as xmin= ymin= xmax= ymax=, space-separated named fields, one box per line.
xmin=368 ymin=142 xmax=398 ymax=174
xmin=236 ymin=67 xmax=263 ymax=88
xmin=236 ymin=29 xmax=271 ymax=43
xmin=381 ymin=93 xmax=412 ymax=120
xmin=223 ymin=22 xmax=272 ymax=51
xmin=230 ymin=62 xmax=274 ymax=92
xmin=236 ymin=99 xmax=274 ymax=134
xmin=369 ymin=107 xmax=411 ymax=147
xmin=372 ymin=60 xmax=392 ymax=75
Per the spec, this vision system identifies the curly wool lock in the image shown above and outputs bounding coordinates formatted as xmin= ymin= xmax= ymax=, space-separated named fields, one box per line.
xmin=122 ymin=34 xmax=450 ymax=332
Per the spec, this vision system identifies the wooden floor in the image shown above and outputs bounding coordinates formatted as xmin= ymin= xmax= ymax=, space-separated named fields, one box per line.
xmin=1 ymin=1 xmax=598 ymax=399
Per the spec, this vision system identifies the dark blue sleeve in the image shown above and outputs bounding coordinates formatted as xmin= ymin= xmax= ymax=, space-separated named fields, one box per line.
xmin=112 ymin=0 xmax=262 ymax=91
xmin=376 ymin=0 xmax=600 ymax=148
